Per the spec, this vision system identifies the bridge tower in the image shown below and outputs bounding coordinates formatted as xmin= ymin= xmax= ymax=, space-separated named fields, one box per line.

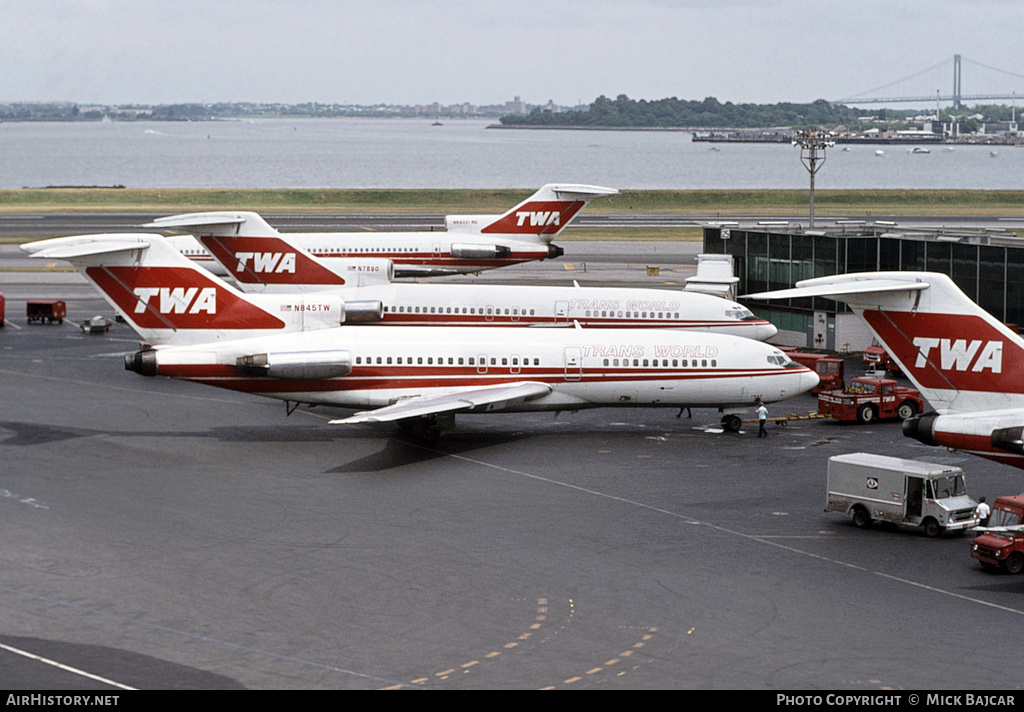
xmin=953 ymin=54 xmax=962 ymax=109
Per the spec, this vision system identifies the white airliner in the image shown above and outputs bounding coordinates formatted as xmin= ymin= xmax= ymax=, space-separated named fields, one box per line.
xmin=25 ymin=233 xmax=816 ymax=437
xmin=748 ymin=271 xmax=1024 ymax=469
xmin=188 ymin=230 xmax=777 ymax=340
xmin=143 ymin=183 xmax=618 ymax=278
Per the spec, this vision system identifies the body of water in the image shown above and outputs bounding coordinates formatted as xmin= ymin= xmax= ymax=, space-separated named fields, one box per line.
xmin=0 ymin=118 xmax=1019 ymax=191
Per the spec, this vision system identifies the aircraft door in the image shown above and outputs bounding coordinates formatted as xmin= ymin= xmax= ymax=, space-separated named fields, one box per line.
xmin=564 ymin=346 xmax=582 ymax=381
xmin=555 ymin=300 xmax=569 ymax=324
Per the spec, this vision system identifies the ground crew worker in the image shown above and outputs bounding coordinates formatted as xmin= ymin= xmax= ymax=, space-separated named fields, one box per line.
xmin=756 ymin=401 xmax=768 ymax=438
xmin=976 ymin=496 xmax=991 ymax=526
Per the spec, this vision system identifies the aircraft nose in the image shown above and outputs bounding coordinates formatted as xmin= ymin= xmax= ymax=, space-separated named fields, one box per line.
xmin=800 ymin=368 xmax=820 ymax=394
xmin=757 ymin=322 xmax=778 ymax=340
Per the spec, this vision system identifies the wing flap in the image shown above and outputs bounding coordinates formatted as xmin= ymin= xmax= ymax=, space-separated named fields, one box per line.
xmin=331 ymin=381 xmax=553 ymax=425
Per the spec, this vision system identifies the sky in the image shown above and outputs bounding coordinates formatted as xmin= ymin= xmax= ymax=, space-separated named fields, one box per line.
xmin=3 ymin=0 xmax=1023 ymax=107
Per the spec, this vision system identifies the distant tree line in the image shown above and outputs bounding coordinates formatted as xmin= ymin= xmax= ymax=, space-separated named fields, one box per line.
xmin=499 ymin=94 xmax=874 ymax=129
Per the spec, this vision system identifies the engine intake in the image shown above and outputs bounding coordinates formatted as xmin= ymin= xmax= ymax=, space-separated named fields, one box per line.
xmin=992 ymin=426 xmax=1024 ymax=455
xmin=342 ymin=300 xmax=384 ymax=324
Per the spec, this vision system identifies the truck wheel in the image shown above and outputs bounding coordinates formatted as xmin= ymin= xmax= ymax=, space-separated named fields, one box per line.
xmin=1005 ymin=553 xmax=1024 ymax=575
xmin=851 ymin=506 xmax=871 ymax=528
xmin=721 ymin=414 xmax=742 ymax=433
xmin=922 ymin=518 xmax=941 ymax=538
xmin=897 ymin=401 xmax=917 ymax=420
xmin=856 ymin=404 xmax=877 ymax=424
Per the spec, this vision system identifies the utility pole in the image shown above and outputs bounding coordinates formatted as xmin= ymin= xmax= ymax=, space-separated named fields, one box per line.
xmin=791 ymin=129 xmax=835 ymax=229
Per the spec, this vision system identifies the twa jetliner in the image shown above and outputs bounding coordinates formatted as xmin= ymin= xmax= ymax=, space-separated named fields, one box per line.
xmin=25 ymin=234 xmax=816 ymax=437
xmin=747 ymin=271 xmax=1024 ymax=469
xmin=193 ymin=231 xmax=777 ymax=340
xmin=143 ymin=183 xmax=618 ymax=278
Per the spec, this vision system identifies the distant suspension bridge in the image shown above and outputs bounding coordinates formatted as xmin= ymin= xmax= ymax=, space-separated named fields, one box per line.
xmin=835 ymin=55 xmax=1024 ymax=107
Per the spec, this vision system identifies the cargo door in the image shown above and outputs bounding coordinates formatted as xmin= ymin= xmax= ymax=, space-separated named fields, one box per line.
xmin=906 ymin=477 xmax=923 ymax=520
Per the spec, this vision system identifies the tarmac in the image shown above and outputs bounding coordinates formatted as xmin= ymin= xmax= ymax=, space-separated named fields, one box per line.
xmin=2 ymin=241 xmax=1023 ymax=691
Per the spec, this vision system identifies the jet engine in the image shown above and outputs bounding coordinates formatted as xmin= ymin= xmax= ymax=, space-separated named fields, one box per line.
xmin=236 ymin=350 xmax=353 ymax=380
xmin=341 ymin=300 xmax=384 ymax=323
xmin=449 ymin=243 xmax=512 ymax=260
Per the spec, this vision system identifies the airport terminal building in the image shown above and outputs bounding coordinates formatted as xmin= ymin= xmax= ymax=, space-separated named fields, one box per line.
xmin=703 ymin=222 xmax=1024 ymax=351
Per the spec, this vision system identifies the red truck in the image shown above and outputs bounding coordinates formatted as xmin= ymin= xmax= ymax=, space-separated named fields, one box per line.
xmin=862 ymin=345 xmax=902 ymax=374
xmin=784 ymin=351 xmax=845 ymax=393
xmin=0 ymin=291 xmax=5 ymax=327
xmin=971 ymin=495 xmax=1024 ymax=574
xmin=817 ymin=375 xmax=924 ymax=424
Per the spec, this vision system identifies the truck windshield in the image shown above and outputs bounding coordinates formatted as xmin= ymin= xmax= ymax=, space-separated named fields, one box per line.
xmin=927 ymin=476 xmax=964 ymax=499
xmin=989 ymin=508 xmax=1022 ymax=528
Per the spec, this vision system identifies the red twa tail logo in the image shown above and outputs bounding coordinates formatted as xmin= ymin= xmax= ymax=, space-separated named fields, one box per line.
xmin=481 ymin=201 xmax=584 ymax=234
xmin=864 ymin=310 xmax=1024 ymax=394
xmin=200 ymin=236 xmax=347 ymax=286
xmin=86 ymin=266 xmax=284 ymax=329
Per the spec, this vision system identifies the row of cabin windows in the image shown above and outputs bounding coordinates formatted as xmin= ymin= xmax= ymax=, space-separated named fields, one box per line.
xmin=384 ymin=305 xmax=538 ymax=316
xmin=586 ymin=310 xmax=680 ymax=319
xmin=352 ymin=355 xmax=717 ymax=369
xmin=603 ymin=358 xmax=717 ymax=368
xmin=355 ymin=355 xmax=543 ymax=366
xmin=321 ymin=247 xmax=421 ymax=254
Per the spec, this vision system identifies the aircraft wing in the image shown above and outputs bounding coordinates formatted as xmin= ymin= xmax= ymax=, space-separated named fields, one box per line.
xmin=744 ymin=275 xmax=929 ymax=301
xmin=330 ymin=381 xmax=553 ymax=425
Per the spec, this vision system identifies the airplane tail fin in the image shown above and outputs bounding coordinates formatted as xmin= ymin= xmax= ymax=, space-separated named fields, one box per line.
xmin=746 ymin=271 xmax=1024 ymax=414
xmin=23 ymin=234 xmax=285 ymax=345
xmin=446 ymin=184 xmax=618 ymax=243
xmin=196 ymin=233 xmax=394 ymax=292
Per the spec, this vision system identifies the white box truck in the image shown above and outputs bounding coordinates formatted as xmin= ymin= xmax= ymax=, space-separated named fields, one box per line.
xmin=826 ymin=453 xmax=980 ymax=537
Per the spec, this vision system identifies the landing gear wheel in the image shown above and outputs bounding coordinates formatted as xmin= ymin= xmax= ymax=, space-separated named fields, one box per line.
xmin=722 ymin=414 xmax=742 ymax=433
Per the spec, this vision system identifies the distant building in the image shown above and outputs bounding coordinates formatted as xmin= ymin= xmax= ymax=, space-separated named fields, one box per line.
xmin=504 ymin=96 xmax=527 ymax=114
xmin=704 ymin=223 xmax=1024 ymax=351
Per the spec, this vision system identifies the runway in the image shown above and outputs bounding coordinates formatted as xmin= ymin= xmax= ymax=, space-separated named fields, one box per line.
xmin=2 ymin=242 xmax=1024 ymax=691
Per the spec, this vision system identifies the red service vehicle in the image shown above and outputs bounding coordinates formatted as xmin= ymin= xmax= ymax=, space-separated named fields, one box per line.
xmin=783 ymin=351 xmax=845 ymax=393
xmin=971 ymin=495 xmax=1024 ymax=574
xmin=817 ymin=375 xmax=923 ymax=424
xmin=0 ymin=291 xmax=5 ymax=327
xmin=26 ymin=299 xmax=66 ymax=325
xmin=862 ymin=345 xmax=902 ymax=374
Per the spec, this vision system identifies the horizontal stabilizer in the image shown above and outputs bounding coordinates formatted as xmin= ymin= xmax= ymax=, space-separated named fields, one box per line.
xmin=142 ymin=211 xmax=280 ymax=238
xmin=745 ymin=276 xmax=929 ymax=301
xmin=331 ymin=381 xmax=553 ymax=424
xmin=22 ymin=234 xmax=153 ymax=259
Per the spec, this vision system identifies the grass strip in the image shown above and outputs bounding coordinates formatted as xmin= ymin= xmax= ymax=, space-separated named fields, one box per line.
xmin=1 ymin=188 xmax=1022 ymax=216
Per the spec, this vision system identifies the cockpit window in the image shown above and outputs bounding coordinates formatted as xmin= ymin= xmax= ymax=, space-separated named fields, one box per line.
xmin=726 ymin=307 xmax=757 ymax=321
xmin=766 ymin=352 xmax=793 ymax=366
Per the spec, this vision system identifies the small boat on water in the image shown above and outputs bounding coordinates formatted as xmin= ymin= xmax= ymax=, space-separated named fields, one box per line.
xmin=909 ymin=147 xmax=930 ymax=154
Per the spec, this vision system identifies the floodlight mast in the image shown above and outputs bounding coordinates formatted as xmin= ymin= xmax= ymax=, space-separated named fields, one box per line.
xmin=792 ymin=129 xmax=835 ymax=228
